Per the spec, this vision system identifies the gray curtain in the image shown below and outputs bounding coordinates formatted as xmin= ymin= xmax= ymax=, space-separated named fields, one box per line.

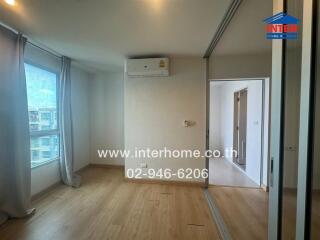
xmin=59 ymin=56 xmax=81 ymax=187
xmin=0 ymin=27 xmax=35 ymax=225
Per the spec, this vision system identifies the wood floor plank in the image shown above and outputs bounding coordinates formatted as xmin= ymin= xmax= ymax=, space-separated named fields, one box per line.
xmin=209 ymin=186 xmax=268 ymax=240
xmin=0 ymin=167 xmax=220 ymax=240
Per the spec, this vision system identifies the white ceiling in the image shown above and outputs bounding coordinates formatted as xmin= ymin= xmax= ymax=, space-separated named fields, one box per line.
xmin=213 ymin=0 xmax=272 ymax=56
xmin=0 ymin=0 xmax=232 ymax=72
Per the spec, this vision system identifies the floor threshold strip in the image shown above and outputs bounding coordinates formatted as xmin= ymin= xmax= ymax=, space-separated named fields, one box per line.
xmin=203 ymin=189 xmax=232 ymax=240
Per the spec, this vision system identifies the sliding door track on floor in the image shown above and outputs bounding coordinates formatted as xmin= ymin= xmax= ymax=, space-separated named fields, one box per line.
xmin=203 ymin=189 xmax=232 ymax=240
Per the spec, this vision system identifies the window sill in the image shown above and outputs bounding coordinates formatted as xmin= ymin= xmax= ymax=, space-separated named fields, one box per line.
xmin=31 ymin=158 xmax=59 ymax=170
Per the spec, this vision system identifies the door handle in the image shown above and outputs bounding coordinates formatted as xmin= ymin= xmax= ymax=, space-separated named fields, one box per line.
xmin=270 ymin=157 xmax=274 ymax=187
xmin=241 ymin=141 xmax=245 ymax=160
xmin=241 ymin=141 xmax=243 ymax=160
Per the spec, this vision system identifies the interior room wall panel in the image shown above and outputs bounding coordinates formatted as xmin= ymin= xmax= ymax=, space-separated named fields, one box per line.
xmin=124 ymin=57 xmax=206 ymax=182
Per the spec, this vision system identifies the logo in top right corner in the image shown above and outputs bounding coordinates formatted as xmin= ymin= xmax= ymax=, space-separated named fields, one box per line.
xmin=263 ymin=12 xmax=299 ymax=40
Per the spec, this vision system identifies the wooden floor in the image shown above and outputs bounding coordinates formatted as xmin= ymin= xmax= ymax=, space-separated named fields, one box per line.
xmin=209 ymin=186 xmax=269 ymax=240
xmin=0 ymin=167 xmax=220 ymax=240
xmin=311 ymin=191 xmax=320 ymax=239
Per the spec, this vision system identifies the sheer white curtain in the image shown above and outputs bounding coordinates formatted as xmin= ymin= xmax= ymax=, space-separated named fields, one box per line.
xmin=0 ymin=26 xmax=35 ymax=225
xmin=59 ymin=57 xmax=81 ymax=187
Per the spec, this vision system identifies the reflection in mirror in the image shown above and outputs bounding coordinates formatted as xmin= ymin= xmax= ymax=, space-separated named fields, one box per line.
xmin=281 ymin=0 xmax=303 ymax=239
xmin=310 ymin=3 xmax=320 ymax=236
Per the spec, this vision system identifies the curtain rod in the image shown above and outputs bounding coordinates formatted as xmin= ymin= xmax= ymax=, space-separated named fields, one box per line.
xmin=26 ymin=41 xmax=62 ymax=59
xmin=0 ymin=21 xmax=62 ymax=59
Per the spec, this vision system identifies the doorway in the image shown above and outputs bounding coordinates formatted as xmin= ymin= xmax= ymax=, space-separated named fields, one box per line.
xmin=208 ymin=78 xmax=269 ymax=189
xmin=206 ymin=78 xmax=270 ymax=240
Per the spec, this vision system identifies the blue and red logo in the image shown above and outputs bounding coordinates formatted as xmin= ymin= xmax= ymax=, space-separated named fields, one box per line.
xmin=263 ymin=12 xmax=299 ymax=40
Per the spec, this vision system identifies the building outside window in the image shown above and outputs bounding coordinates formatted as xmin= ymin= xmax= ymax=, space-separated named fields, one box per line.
xmin=25 ymin=63 xmax=59 ymax=168
xmin=41 ymin=137 xmax=50 ymax=146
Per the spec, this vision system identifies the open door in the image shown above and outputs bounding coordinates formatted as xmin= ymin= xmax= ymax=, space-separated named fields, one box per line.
xmin=233 ymin=88 xmax=247 ymax=169
xmin=233 ymin=92 xmax=239 ymax=162
xmin=239 ymin=89 xmax=247 ymax=167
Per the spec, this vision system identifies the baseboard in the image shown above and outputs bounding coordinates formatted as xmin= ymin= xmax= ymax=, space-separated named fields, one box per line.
xmin=30 ymin=165 xmax=203 ymax=202
xmin=31 ymin=165 xmax=90 ymax=202
xmin=209 ymin=184 xmax=261 ymax=190
xmin=75 ymin=164 xmax=90 ymax=173
xmin=229 ymin=159 xmax=262 ymax=187
xmin=89 ymin=163 xmax=125 ymax=170
xmin=31 ymin=180 xmax=62 ymax=202
xmin=125 ymin=177 xmax=205 ymax=187
xmin=209 ymin=183 xmax=269 ymax=192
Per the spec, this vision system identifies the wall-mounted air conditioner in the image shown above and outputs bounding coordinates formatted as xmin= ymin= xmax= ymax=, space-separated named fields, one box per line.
xmin=125 ymin=58 xmax=169 ymax=77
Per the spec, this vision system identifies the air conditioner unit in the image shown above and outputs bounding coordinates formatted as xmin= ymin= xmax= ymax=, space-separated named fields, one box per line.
xmin=125 ymin=58 xmax=169 ymax=77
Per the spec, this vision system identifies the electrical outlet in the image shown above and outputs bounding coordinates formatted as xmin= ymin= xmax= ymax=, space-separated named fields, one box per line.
xmin=284 ymin=146 xmax=297 ymax=151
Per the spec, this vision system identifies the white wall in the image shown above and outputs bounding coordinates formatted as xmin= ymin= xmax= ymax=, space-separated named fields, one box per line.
xmin=124 ymin=57 xmax=206 ymax=182
xmin=209 ymin=80 xmax=267 ymax=185
xmin=25 ymin=44 xmax=91 ymax=196
xmin=209 ymin=85 xmax=222 ymax=151
xmin=209 ymin=53 xmax=272 ymax=80
xmin=30 ymin=161 xmax=60 ymax=196
xmin=89 ymin=72 xmax=124 ymax=166
xmin=71 ymin=66 xmax=91 ymax=171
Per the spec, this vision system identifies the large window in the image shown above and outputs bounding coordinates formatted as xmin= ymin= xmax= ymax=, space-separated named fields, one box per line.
xmin=25 ymin=63 xmax=59 ymax=168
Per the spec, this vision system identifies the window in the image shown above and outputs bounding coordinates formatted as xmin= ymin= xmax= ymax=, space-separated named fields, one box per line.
xmin=29 ymin=111 xmax=39 ymax=122
xmin=31 ymin=138 xmax=39 ymax=148
xmin=41 ymin=137 xmax=50 ymax=146
xmin=42 ymin=151 xmax=52 ymax=159
xmin=40 ymin=112 xmax=51 ymax=121
xmin=31 ymin=150 xmax=39 ymax=160
xmin=25 ymin=63 xmax=59 ymax=168
xmin=41 ymin=125 xmax=51 ymax=130
xmin=30 ymin=123 xmax=39 ymax=131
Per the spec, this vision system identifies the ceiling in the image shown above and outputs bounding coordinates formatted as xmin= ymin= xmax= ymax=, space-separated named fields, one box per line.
xmin=213 ymin=0 xmax=272 ymax=56
xmin=0 ymin=0 xmax=232 ymax=72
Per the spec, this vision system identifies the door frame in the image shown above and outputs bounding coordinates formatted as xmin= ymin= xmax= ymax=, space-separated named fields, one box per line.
xmin=205 ymin=77 xmax=270 ymax=189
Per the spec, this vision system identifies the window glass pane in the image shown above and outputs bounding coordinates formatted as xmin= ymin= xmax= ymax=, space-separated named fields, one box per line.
xmin=25 ymin=63 xmax=58 ymax=132
xmin=30 ymin=135 xmax=59 ymax=168
xmin=25 ymin=63 xmax=59 ymax=168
